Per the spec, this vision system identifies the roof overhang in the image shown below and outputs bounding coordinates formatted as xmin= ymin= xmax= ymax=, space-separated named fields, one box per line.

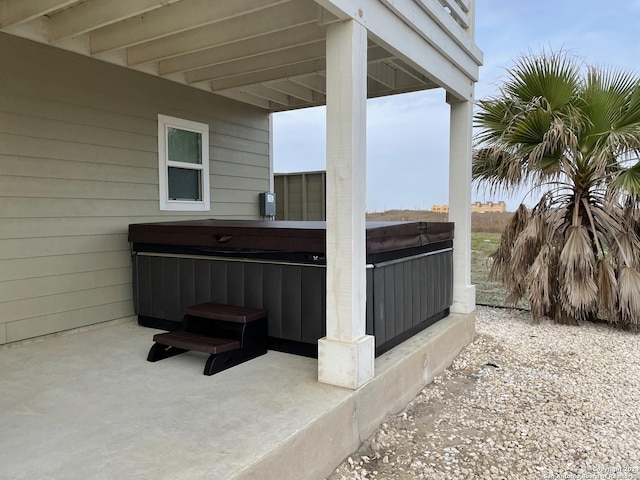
xmin=0 ymin=0 xmax=482 ymax=112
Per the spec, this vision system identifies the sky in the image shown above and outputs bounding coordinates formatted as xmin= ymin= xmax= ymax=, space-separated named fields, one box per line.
xmin=272 ymin=0 xmax=640 ymax=212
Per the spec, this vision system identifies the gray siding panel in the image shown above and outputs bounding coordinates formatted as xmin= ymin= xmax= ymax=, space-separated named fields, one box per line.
xmin=0 ymin=33 xmax=270 ymax=344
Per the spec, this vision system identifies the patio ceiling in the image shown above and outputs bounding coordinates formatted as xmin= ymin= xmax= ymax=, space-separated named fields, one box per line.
xmin=0 ymin=0 xmax=479 ymax=112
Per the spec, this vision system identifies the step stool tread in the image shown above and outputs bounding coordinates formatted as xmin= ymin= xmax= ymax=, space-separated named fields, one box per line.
xmin=153 ymin=331 xmax=240 ymax=354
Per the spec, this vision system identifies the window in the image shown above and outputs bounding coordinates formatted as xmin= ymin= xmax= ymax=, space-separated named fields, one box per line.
xmin=158 ymin=114 xmax=210 ymax=211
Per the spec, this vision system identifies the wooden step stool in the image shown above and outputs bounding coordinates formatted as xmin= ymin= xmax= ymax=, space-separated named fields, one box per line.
xmin=147 ymin=303 xmax=268 ymax=376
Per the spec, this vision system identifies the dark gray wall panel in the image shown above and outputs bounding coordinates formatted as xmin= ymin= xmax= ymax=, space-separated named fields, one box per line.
xmin=394 ymin=263 xmax=405 ymax=335
xmin=300 ymin=267 xmax=325 ymax=343
xmin=150 ymin=257 xmax=165 ymax=319
xmin=281 ymin=266 xmax=302 ymax=341
xmin=136 ymin=255 xmax=151 ymax=317
xmin=179 ymin=258 xmax=196 ymax=317
xmin=411 ymin=260 xmax=421 ymax=327
xmin=366 ymin=268 xmax=374 ymax=336
xmin=244 ymin=262 xmax=263 ymax=307
xmin=194 ymin=260 xmax=210 ymax=305
xmin=163 ymin=257 xmax=180 ymax=322
xmin=403 ymin=262 xmax=413 ymax=328
xmin=262 ymin=264 xmax=283 ymax=337
xmin=210 ymin=261 xmax=228 ymax=304
xmin=384 ymin=266 xmax=395 ymax=342
xmin=227 ymin=262 xmax=245 ymax=306
xmin=373 ymin=267 xmax=386 ymax=347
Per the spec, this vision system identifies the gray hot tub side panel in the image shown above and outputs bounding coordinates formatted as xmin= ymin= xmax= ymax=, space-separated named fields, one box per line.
xmin=132 ymin=250 xmax=453 ymax=351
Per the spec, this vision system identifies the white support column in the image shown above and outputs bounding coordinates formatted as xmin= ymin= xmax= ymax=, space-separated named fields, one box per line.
xmin=318 ymin=19 xmax=374 ymax=390
xmin=447 ymin=92 xmax=476 ymax=314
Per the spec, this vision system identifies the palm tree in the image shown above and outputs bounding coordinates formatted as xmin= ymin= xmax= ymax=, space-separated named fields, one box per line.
xmin=473 ymin=51 xmax=640 ymax=329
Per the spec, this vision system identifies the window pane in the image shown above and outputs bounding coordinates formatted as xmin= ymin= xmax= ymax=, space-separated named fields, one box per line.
xmin=168 ymin=167 xmax=201 ymax=201
xmin=168 ymin=127 xmax=202 ymax=164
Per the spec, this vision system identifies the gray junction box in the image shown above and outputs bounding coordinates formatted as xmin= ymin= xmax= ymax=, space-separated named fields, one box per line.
xmin=259 ymin=192 xmax=276 ymax=217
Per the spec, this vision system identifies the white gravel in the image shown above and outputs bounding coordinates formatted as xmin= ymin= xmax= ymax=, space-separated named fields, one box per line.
xmin=327 ymin=306 xmax=640 ymax=480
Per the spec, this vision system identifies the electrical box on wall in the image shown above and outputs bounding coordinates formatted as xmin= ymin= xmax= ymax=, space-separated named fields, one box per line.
xmin=259 ymin=192 xmax=276 ymax=217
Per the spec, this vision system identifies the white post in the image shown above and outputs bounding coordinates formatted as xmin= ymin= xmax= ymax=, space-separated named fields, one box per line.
xmin=447 ymin=93 xmax=476 ymax=314
xmin=318 ymin=19 xmax=374 ymax=389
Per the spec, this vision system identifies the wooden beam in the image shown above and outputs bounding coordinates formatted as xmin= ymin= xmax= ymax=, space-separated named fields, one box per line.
xmin=127 ymin=0 xmax=316 ymax=65
xmin=367 ymin=79 xmax=430 ymax=98
xmin=157 ymin=23 xmax=325 ymax=74
xmin=215 ymin=89 xmax=272 ymax=109
xmin=0 ymin=0 xmax=77 ymax=28
xmin=90 ymin=0 xmax=292 ymax=54
xmin=290 ymin=75 xmax=326 ymax=95
xmin=186 ymin=41 xmax=325 ymax=84
xmin=209 ymin=59 xmax=325 ymax=91
xmin=387 ymin=58 xmax=432 ymax=84
xmin=238 ymin=85 xmax=291 ymax=106
xmin=367 ymin=62 xmax=397 ymax=89
xmin=48 ymin=0 xmax=181 ymax=43
xmin=265 ymin=80 xmax=316 ymax=103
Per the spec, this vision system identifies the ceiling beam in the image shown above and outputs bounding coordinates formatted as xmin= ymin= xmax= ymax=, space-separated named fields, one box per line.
xmin=90 ymin=0 xmax=292 ymax=54
xmin=157 ymin=23 xmax=325 ymax=74
xmin=387 ymin=58 xmax=433 ymax=85
xmin=367 ymin=81 xmax=431 ymax=99
xmin=127 ymin=0 xmax=317 ymax=65
xmin=368 ymin=62 xmax=397 ymax=89
xmin=210 ymin=58 xmax=325 ymax=91
xmin=290 ymin=75 xmax=326 ymax=95
xmin=215 ymin=89 xmax=272 ymax=109
xmin=238 ymin=85 xmax=291 ymax=106
xmin=0 ymin=0 xmax=77 ymax=28
xmin=265 ymin=79 xmax=317 ymax=103
xmin=48 ymin=0 xmax=181 ymax=43
xmin=186 ymin=41 xmax=325 ymax=84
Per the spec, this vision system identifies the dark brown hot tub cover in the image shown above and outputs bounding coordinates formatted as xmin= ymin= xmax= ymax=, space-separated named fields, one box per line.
xmin=128 ymin=219 xmax=454 ymax=255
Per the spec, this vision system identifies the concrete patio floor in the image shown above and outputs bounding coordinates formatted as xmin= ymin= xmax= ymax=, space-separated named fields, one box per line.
xmin=0 ymin=313 xmax=474 ymax=480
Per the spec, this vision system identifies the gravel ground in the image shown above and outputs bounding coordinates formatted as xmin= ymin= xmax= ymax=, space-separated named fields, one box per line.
xmin=327 ymin=306 xmax=640 ymax=480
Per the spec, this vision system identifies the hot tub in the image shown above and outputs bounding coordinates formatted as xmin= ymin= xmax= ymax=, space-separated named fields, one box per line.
xmin=128 ymin=220 xmax=454 ymax=357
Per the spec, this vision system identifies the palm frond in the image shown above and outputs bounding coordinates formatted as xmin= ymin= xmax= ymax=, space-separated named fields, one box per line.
xmin=596 ymin=258 xmax=618 ymax=322
xmin=511 ymin=212 xmax=545 ymax=273
xmin=558 ymin=225 xmax=598 ymax=320
xmin=610 ymin=160 xmax=640 ymax=199
xmin=618 ymin=266 xmax=640 ymax=329
xmin=527 ymin=243 xmax=555 ymax=322
xmin=504 ymin=51 xmax=580 ymax=109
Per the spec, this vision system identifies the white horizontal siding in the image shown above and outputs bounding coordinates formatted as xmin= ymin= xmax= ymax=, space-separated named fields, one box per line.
xmin=0 ymin=32 xmax=271 ymax=343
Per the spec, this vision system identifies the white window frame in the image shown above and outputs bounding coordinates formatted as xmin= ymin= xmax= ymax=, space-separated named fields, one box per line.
xmin=158 ymin=114 xmax=210 ymax=211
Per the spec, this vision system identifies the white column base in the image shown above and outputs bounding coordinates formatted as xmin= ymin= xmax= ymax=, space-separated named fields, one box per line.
xmin=318 ymin=335 xmax=375 ymax=389
xmin=451 ymin=284 xmax=476 ymax=314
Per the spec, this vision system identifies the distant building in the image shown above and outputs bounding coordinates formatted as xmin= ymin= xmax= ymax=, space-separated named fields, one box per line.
xmin=431 ymin=201 xmax=507 ymax=213
xmin=472 ymin=201 xmax=506 ymax=213
xmin=431 ymin=204 xmax=449 ymax=213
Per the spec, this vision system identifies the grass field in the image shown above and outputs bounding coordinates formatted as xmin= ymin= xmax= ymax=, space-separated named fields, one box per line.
xmin=471 ymin=232 xmax=509 ymax=307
